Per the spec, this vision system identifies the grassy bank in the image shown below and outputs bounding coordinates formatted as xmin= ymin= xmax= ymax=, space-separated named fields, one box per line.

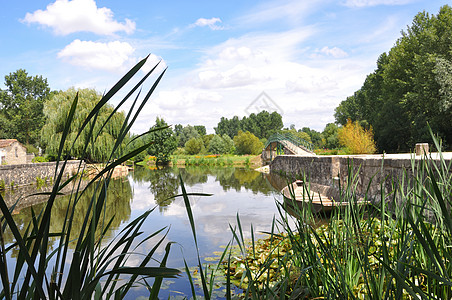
xmin=137 ymin=154 xmax=262 ymax=168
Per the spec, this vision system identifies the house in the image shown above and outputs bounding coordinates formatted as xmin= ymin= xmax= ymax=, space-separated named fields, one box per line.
xmin=0 ymin=139 xmax=27 ymax=165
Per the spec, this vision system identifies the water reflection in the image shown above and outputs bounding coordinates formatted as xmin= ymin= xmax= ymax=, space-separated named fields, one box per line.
xmin=4 ymin=178 xmax=133 ymax=256
xmin=5 ymin=166 xmax=286 ymax=298
xmin=130 ymin=166 xmax=277 ymax=212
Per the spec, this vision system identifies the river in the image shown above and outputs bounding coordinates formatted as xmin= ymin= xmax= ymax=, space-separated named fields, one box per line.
xmin=4 ymin=166 xmax=291 ymax=299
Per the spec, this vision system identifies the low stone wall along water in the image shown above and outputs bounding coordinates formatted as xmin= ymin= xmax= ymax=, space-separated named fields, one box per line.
xmin=0 ymin=160 xmax=84 ymax=189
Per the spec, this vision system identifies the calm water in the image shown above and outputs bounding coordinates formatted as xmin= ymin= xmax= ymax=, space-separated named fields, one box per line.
xmin=6 ymin=166 xmax=289 ymax=299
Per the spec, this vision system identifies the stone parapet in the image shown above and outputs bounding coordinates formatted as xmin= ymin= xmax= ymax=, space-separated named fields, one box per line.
xmin=270 ymin=153 xmax=452 ymax=202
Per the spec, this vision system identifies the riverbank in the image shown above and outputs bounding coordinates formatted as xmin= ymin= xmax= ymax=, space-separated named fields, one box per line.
xmin=138 ymin=154 xmax=262 ymax=168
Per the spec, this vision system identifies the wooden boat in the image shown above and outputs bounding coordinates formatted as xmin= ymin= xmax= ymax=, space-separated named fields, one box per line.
xmin=281 ymin=180 xmax=363 ymax=214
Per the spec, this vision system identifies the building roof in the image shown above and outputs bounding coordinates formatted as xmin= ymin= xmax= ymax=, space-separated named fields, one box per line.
xmin=0 ymin=139 xmax=19 ymax=148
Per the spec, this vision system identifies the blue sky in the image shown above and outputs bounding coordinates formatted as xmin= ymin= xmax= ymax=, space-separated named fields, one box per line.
xmin=0 ymin=0 xmax=449 ymax=134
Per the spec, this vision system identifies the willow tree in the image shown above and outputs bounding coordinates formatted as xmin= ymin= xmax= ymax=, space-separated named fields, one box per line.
xmin=41 ymin=88 xmax=127 ymax=162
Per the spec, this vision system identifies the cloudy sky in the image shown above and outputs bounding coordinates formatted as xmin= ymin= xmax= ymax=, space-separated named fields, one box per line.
xmin=0 ymin=0 xmax=449 ymax=134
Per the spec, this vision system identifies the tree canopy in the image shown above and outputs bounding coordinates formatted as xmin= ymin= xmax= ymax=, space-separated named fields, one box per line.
xmin=146 ymin=117 xmax=177 ymax=164
xmin=215 ymin=110 xmax=283 ymax=139
xmin=0 ymin=69 xmax=53 ymax=146
xmin=335 ymin=5 xmax=452 ymax=152
xmin=41 ymin=88 xmax=126 ymax=162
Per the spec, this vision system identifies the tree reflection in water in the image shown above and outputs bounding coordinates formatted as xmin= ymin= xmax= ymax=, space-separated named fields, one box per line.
xmin=5 ymin=178 xmax=133 ymax=258
xmin=131 ymin=166 xmax=276 ymax=211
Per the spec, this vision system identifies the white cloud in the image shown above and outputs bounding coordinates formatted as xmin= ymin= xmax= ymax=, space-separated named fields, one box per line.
xmin=57 ymin=40 xmax=135 ymax=72
xmin=313 ymin=46 xmax=348 ymax=58
xmin=22 ymin=0 xmax=135 ymax=36
xmin=342 ymin=0 xmax=414 ymax=7
xmin=127 ymin=27 xmax=374 ymax=133
xmin=237 ymin=0 xmax=317 ymax=26
xmin=286 ymin=75 xmax=339 ymax=93
xmin=192 ymin=17 xmax=224 ymax=30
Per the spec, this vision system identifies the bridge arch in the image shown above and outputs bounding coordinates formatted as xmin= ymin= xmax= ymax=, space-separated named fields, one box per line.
xmin=262 ymin=132 xmax=315 ymax=164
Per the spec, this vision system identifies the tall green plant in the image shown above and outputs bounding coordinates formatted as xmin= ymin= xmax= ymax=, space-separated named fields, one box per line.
xmin=0 ymin=55 xmax=181 ymax=299
xmin=207 ymin=129 xmax=452 ymax=299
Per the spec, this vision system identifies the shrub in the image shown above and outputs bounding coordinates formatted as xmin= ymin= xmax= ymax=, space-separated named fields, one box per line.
xmin=185 ymin=137 xmax=204 ymax=155
xmin=338 ymin=119 xmax=376 ymax=154
xmin=233 ymin=130 xmax=263 ymax=155
xmin=32 ymin=156 xmax=50 ymax=163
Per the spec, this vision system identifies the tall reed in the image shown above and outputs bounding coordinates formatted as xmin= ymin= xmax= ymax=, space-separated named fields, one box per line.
xmin=191 ymin=129 xmax=452 ymax=299
xmin=0 ymin=56 xmax=181 ymax=299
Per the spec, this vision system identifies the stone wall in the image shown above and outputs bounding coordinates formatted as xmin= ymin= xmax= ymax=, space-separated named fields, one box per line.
xmin=0 ymin=160 xmax=84 ymax=188
xmin=3 ymin=178 xmax=89 ymax=212
xmin=270 ymin=154 xmax=452 ymax=202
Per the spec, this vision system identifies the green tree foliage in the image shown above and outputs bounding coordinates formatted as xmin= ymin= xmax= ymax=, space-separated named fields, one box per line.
xmin=241 ymin=111 xmax=283 ymax=139
xmin=280 ymin=128 xmax=312 ymax=143
xmin=175 ymin=124 xmax=200 ymax=147
xmin=194 ymin=125 xmax=206 ymax=136
xmin=0 ymin=69 xmax=53 ymax=146
xmin=233 ymin=130 xmax=264 ymax=155
xmin=127 ymin=133 xmax=148 ymax=162
xmin=215 ymin=110 xmax=283 ymax=139
xmin=321 ymin=123 xmax=340 ymax=149
xmin=184 ymin=137 xmax=204 ymax=155
xmin=208 ymin=134 xmax=235 ymax=154
xmin=301 ymin=127 xmax=323 ymax=148
xmin=202 ymin=134 xmax=215 ymax=148
xmin=146 ymin=117 xmax=177 ymax=164
xmin=335 ymin=5 xmax=452 ymax=151
xmin=41 ymin=88 xmax=126 ymax=162
xmin=215 ymin=116 xmax=241 ymax=139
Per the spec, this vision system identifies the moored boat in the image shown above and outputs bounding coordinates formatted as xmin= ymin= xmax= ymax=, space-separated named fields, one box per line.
xmin=281 ymin=180 xmax=365 ymax=214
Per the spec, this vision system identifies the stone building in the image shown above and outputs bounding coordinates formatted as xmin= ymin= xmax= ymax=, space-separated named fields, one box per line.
xmin=0 ymin=139 xmax=27 ymax=165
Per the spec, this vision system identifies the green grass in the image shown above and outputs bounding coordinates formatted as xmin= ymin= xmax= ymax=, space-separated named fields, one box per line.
xmin=169 ymin=154 xmax=257 ymax=167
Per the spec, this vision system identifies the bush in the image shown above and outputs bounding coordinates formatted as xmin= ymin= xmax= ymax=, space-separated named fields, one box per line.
xmin=185 ymin=137 xmax=204 ymax=155
xmin=208 ymin=134 xmax=234 ymax=154
xmin=32 ymin=156 xmax=50 ymax=163
xmin=338 ymin=119 xmax=376 ymax=154
xmin=233 ymin=130 xmax=263 ymax=155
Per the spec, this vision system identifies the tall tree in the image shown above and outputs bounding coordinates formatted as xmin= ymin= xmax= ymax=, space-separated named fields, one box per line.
xmin=146 ymin=117 xmax=177 ymax=164
xmin=41 ymin=88 xmax=126 ymax=162
xmin=176 ymin=125 xmax=200 ymax=147
xmin=301 ymin=127 xmax=323 ymax=148
xmin=215 ymin=116 xmax=241 ymax=139
xmin=322 ymin=123 xmax=340 ymax=149
xmin=0 ymin=69 xmax=52 ymax=146
xmin=335 ymin=5 xmax=452 ymax=152
xmin=194 ymin=125 xmax=206 ymax=136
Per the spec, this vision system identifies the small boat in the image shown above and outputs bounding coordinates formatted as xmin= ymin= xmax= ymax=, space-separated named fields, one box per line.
xmin=281 ymin=180 xmax=361 ymax=214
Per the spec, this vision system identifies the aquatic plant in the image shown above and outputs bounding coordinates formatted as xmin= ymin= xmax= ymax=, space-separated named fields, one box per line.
xmin=0 ymin=55 xmax=181 ymax=299
xmin=183 ymin=129 xmax=452 ymax=299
